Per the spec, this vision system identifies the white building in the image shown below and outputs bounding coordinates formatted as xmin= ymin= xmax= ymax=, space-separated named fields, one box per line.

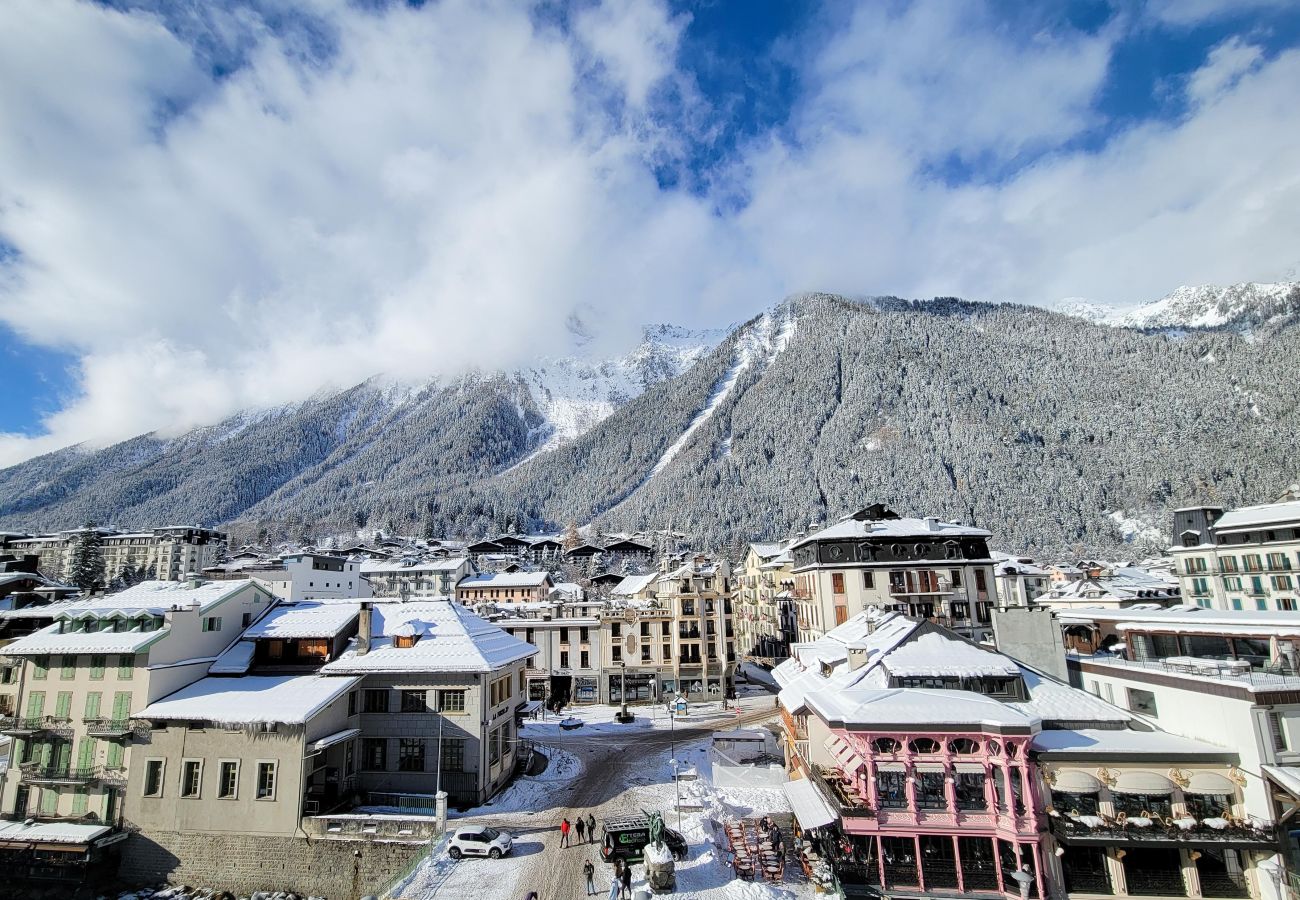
xmin=1170 ymin=498 xmax=1300 ymax=612
xmin=360 ymin=556 xmax=475 ymax=600
xmin=992 ymin=553 xmax=1051 ymax=607
xmin=249 ymin=552 xmax=372 ymax=602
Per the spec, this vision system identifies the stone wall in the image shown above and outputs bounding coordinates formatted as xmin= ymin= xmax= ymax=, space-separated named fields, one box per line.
xmin=119 ymin=830 xmax=429 ymax=900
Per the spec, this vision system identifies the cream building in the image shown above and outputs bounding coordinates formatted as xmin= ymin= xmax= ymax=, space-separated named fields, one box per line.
xmin=0 ymin=579 xmax=273 ymax=825
xmin=360 ymin=556 xmax=475 ymax=600
xmin=1171 ymin=498 xmax=1300 ymax=612
xmin=737 ymin=541 xmax=796 ymax=664
xmin=0 ymin=527 xmax=227 ymax=584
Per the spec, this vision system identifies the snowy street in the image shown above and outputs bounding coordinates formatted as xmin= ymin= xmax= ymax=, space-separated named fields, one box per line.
xmin=391 ymin=706 xmax=807 ymax=900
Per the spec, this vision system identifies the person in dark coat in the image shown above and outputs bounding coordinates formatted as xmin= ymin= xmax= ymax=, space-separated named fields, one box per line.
xmin=587 ymin=813 xmax=597 ymax=843
xmin=576 ymin=816 xmax=587 ymax=844
xmin=584 ymin=859 xmax=596 ymax=896
xmin=620 ymin=862 xmax=633 ymax=899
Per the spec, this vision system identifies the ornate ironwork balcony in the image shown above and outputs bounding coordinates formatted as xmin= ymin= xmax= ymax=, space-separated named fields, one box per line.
xmin=19 ymin=763 xmax=101 ymax=785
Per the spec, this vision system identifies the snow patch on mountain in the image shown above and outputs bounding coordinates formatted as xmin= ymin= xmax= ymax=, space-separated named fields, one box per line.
xmin=1113 ymin=282 xmax=1297 ymax=329
xmin=1107 ymin=509 xmax=1166 ymax=547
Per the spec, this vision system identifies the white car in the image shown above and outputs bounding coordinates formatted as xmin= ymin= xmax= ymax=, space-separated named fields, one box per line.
xmin=448 ymin=826 xmax=513 ymax=860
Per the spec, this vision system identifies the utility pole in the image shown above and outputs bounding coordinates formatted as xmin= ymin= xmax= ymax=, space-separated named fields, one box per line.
xmin=434 ymin=704 xmax=447 ymax=834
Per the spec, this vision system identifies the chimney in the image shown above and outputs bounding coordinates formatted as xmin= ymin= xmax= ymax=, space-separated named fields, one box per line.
xmin=925 ymin=516 xmax=940 ymax=532
xmin=845 ymin=642 xmax=869 ymax=671
xmin=357 ymin=601 xmax=373 ymax=656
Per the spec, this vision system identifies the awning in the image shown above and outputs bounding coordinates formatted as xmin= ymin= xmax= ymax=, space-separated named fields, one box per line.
xmin=824 ymin=736 xmax=867 ymax=773
xmin=1264 ymin=765 xmax=1300 ymax=799
xmin=1112 ymin=771 xmax=1175 ymax=795
xmin=309 ymin=727 xmax=360 ymax=754
xmin=875 ymin=761 xmax=906 ymax=773
xmin=1187 ymin=772 xmax=1237 ymax=794
xmin=783 ymin=778 xmax=838 ymax=829
xmin=954 ymin=761 xmax=986 ymax=774
xmin=519 ymin=700 xmax=544 ymax=715
xmin=914 ymin=763 xmax=946 ymax=773
xmin=1053 ymin=770 xmax=1103 ymax=794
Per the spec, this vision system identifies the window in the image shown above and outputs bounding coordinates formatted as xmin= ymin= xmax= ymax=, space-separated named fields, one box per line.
xmin=363 ymin=738 xmax=387 ymax=770
xmin=181 ymin=759 xmax=203 ymax=798
xmin=1232 ymin=598 xmax=1243 ymax=610
xmin=218 ymin=761 xmax=239 ymax=798
xmin=1274 ymin=576 xmax=1294 ymax=591
xmin=1280 ymin=598 xmax=1298 ymax=611
xmin=398 ymin=738 xmax=425 ymax=771
xmin=871 ymin=737 xmax=901 ymax=753
xmin=908 ymin=737 xmax=941 ymax=754
xmin=974 ymin=569 xmax=988 ymax=592
xmin=202 ymin=616 xmax=222 ymax=632
xmin=916 ymin=771 xmax=948 ymax=809
xmin=256 ymin=762 xmax=277 ymax=799
xmin=242 ymin=612 xmax=253 ymax=628
xmin=876 ymin=770 xmax=907 ymax=808
xmin=561 ymin=651 xmax=570 ymax=668
xmin=560 ymin=627 xmax=570 ymax=642
xmin=400 ymin=690 xmax=427 ymax=713
xmin=1221 ymin=557 xmax=1239 ymax=573
xmin=831 ymin=573 xmax=845 ymax=595
xmin=363 ymin=689 xmax=389 ymax=713
xmin=1269 ymin=712 xmax=1289 ymax=753
xmin=1127 ymin=688 xmax=1158 ymax=716
xmin=1186 ymin=557 xmax=1208 ymax=574
xmin=441 ymin=738 xmax=465 ymax=772
xmin=118 ymin=654 xmax=135 ymax=679
xmin=32 ymin=655 xmax=49 ymax=680
xmin=143 ymin=759 xmax=165 ymax=797
xmin=863 ymin=572 xmax=875 ymax=589
xmin=84 ymin=691 xmax=102 ymax=719
xmin=60 ymin=655 xmax=76 ymax=679
xmin=1223 ymin=576 xmax=1243 ymax=591
xmin=89 ymin=655 xmax=106 ymax=680
xmin=955 ymin=772 xmax=987 ymax=810
xmin=580 ymin=626 xmax=590 ymax=642
xmin=581 ymin=650 xmax=590 ymax=669
xmin=439 ymin=690 xmax=466 ymax=712
xmin=1052 ymin=791 xmax=1099 ymax=816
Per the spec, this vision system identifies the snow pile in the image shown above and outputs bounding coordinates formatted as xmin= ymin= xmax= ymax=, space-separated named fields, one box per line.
xmin=456 ymin=748 xmax=584 ymax=817
xmin=645 ymin=841 xmax=675 ymax=864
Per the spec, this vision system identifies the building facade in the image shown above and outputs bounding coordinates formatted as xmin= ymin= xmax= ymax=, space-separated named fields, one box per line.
xmin=249 ymin=552 xmax=373 ymax=602
xmin=1171 ymin=499 xmax=1300 ymax=612
xmin=360 ymin=556 xmax=475 ymax=600
xmin=0 ymin=527 xmax=227 ymax=584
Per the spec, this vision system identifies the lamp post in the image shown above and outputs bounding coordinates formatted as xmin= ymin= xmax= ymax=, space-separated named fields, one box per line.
xmin=670 ymin=701 xmax=682 ymax=831
xmin=434 ymin=704 xmax=447 ymax=835
xmin=616 ymin=660 xmax=633 ymax=724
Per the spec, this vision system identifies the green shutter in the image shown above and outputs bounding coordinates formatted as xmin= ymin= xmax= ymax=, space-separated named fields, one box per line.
xmin=25 ymin=691 xmax=45 ymax=718
xmin=112 ymin=692 xmax=132 ymax=721
xmin=32 ymin=656 xmax=48 ymax=680
xmin=84 ymin=692 xmax=102 ymax=719
xmin=76 ymin=737 xmax=95 ymax=770
xmin=38 ymin=741 xmax=53 ymax=767
xmin=106 ymin=740 xmax=123 ymax=770
xmin=89 ymin=656 xmax=106 ymax=680
xmin=12 ymin=738 xmax=24 ymax=764
xmin=118 ymin=655 xmax=135 ymax=680
xmin=60 ymin=655 xmax=76 ymax=679
xmin=54 ymin=742 xmax=71 ymax=772
xmin=54 ymin=691 xmax=72 ymax=719
xmin=71 ymin=789 xmax=88 ymax=815
xmin=39 ymin=789 xmax=57 ymax=815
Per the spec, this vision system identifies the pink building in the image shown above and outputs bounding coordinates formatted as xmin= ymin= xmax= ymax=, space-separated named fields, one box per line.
xmin=802 ymin=689 xmax=1047 ymax=899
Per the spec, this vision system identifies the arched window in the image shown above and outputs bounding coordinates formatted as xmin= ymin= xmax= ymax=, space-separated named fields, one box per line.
xmin=908 ymin=737 xmax=941 ymax=755
xmin=986 ymin=739 xmax=1002 ymax=756
xmin=948 ymin=738 xmax=980 ymax=755
xmin=872 ymin=737 xmax=901 ymax=754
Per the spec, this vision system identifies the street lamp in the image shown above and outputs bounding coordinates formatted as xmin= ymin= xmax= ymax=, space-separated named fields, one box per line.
xmin=616 ymin=660 xmax=633 ymax=724
xmin=434 ymin=704 xmax=447 ymax=834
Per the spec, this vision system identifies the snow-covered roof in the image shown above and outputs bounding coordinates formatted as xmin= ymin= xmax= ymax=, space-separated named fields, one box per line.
xmin=809 ymin=688 xmax=1039 ymax=730
xmin=1262 ymin=765 xmax=1300 ymax=799
xmin=243 ymin=602 xmax=358 ymax=639
xmin=209 ymin=640 xmax=256 ymax=675
xmin=881 ymin=632 xmax=1022 ymax=679
xmin=792 ymin=514 xmax=989 ymax=549
xmin=458 ymin=572 xmax=551 ymax=589
xmin=137 ymin=675 xmax=359 ymax=725
xmin=1032 ymin=728 xmax=1233 ymax=758
xmin=1214 ymin=500 xmax=1300 ymax=532
xmin=3 ymin=621 xmax=168 ymax=655
xmin=360 ymin=556 xmax=468 ymax=574
xmin=1007 ymin=667 xmax=1131 ymax=724
xmin=0 ymin=821 xmax=112 ymax=846
xmin=748 ymin=542 xmax=786 ymax=560
xmin=322 ymin=602 xmax=535 ymax=674
xmin=51 ymin=579 xmax=253 ymax=617
xmin=611 ymin=573 xmax=658 ymax=598
xmin=1057 ymin=606 xmax=1300 ymax=629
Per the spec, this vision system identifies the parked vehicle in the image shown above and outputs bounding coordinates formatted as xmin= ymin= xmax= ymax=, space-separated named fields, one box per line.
xmin=601 ymin=816 xmax=687 ymax=863
xmin=448 ymin=826 xmax=513 ymax=859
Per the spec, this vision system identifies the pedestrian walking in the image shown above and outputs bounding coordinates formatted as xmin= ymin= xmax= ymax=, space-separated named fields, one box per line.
xmin=608 ymin=874 xmax=621 ymax=900
xmin=576 ymin=816 xmax=587 ymax=844
xmin=587 ymin=813 xmax=597 ymax=843
xmin=584 ymin=860 xmax=596 ymax=897
xmin=560 ymin=817 xmax=571 ymax=848
xmin=620 ymin=862 xmax=633 ymax=899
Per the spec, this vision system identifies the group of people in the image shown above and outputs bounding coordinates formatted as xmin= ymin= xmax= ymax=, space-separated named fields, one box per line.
xmin=584 ymin=858 xmax=635 ymax=899
xmin=758 ymin=815 xmax=785 ymax=855
xmin=558 ymin=814 xmax=597 ymax=848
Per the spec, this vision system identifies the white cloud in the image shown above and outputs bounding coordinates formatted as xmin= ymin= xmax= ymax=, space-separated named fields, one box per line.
xmin=1 ymin=0 xmax=1298 ymax=466
xmin=1145 ymin=0 xmax=1294 ymax=27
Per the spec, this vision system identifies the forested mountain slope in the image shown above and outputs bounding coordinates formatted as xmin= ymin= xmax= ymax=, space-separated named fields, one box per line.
xmin=2 ymin=287 xmax=1297 ymax=557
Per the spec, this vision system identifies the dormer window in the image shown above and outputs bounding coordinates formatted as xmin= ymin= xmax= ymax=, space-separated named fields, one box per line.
xmin=394 ymin=633 xmax=419 ymax=649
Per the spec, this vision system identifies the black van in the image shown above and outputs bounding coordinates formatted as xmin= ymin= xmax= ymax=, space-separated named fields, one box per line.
xmin=601 ymin=816 xmax=688 ymax=863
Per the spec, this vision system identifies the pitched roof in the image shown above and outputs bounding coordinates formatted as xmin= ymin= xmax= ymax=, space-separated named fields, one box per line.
xmin=1214 ymin=499 xmax=1300 ymax=532
xmin=321 ymin=602 xmax=535 ymax=674
xmin=243 ymin=602 xmax=359 ymax=639
xmin=458 ymin=572 xmax=552 ymax=589
xmin=791 ymin=514 xmax=990 ymax=549
xmin=360 ymin=556 xmax=469 ymax=574
xmin=53 ymin=579 xmax=253 ymax=616
xmin=137 ymin=674 xmax=359 ymax=726
xmin=808 ymin=688 xmax=1039 ymax=730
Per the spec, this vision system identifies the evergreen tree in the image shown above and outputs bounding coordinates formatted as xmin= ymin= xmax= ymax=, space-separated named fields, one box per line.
xmin=69 ymin=524 xmax=105 ymax=593
xmin=562 ymin=522 xmax=581 ymax=551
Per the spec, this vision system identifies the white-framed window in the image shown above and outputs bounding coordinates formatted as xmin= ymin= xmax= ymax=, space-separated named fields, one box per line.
xmin=180 ymin=758 xmax=203 ymax=798
xmin=202 ymin=616 xmax=222 ymax=632
xmin=218 ymin=759 xmax=239 ymax=799
xmin=143 ymin=759 xmax=165 ymax=797
xmin=256 ymin=760 xmax=277 ymax=800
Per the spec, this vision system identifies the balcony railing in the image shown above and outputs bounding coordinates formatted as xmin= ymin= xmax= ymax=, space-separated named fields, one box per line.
xmin=0 ymin=715 xmax=73 ymax=737
xmin=84 ymin=717 xmax=133 ymax=737
xmin=19 ymin=763 xmax=101 ymax=784
xmin=1072 ymin=652 xmax=1300 ymax=690
xmin=1050 ymin=813 xmax=1276 ymax=846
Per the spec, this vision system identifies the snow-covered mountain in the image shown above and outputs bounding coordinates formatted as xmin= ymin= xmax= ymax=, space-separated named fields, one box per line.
xmin=1061 ymin=281 xmax=1299 ymax=330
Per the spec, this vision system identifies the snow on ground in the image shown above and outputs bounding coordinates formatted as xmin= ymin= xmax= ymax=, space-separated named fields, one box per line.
xmin=457 ymin=747 xmax=585 ymax=817
xmin=520 ymin=700 xmax=770 ymax=737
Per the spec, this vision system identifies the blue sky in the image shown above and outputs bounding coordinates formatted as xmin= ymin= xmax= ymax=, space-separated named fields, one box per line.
xmin=1 ymin=0 xmax=1299 ymax=460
